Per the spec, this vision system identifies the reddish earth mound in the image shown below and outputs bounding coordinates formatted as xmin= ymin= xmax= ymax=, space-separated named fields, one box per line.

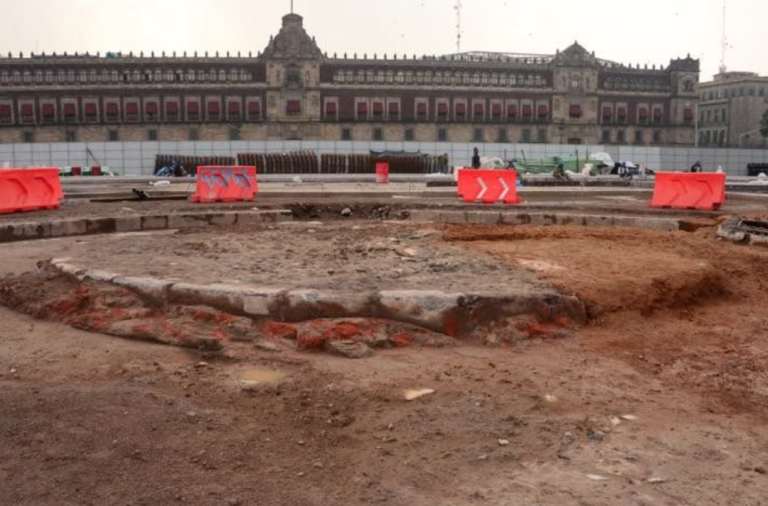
xmin=0 ymin=271 xmax=461 ymax=357
xmin=446 ymin=224 xmax=730 ymax=318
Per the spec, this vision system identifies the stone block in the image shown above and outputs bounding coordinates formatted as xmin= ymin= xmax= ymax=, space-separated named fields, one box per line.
xmin=584 ymin=215 xmax=615 ymax=228
xmin=236 ymin=211 xmax=267 ymax=225
xmin=116 ymin=216 xmax=141 ymax=232
xmin=168 ymin=283 xmax=268 ymax=313
xmin=141 ymin=215 xmax=168 ymax=231
xmin=500 ymin=213 xmax=530 ymax=225
xmin=85 ymin=218 xmax=116 ymax=235
xmin=113 ymin=276 xmax=172 ymax=302
xmin=208 ymin=213 xmax=237 ymax=226
xmin=54 ymin=262 xmax=84 ymax=278
xmin=243 ymin=289 xmax=284 ymax=317
xmin=440 ymin=211 xmax=468 ymax=224
xmin=556 ymin=214 xmax=588 ymax=227
xmin=78 ymin=269 xmax=117 ymax=283
xmin=286 ymin=289 xmax=370 ymax=316
xmin=528 ymin=214 xmax=556 ymax=226
xmin=378 ymin=290 xmax=462 ymax=330
xmin=408 ymin=209 xmax=442 ymax=223
xmin=50 ymin=219 xmax=87 ymax=238
xmin=466 ymin=211 xmax=501 ymax=225
xmin=168 ymin=214 xmax=209 ymax=230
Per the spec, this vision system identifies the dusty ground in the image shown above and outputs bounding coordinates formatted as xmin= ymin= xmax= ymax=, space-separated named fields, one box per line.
xmin=54 ymin=223 xmax=548 ymax=293
xmin=2 ymin=219 xmax=768 ymax=505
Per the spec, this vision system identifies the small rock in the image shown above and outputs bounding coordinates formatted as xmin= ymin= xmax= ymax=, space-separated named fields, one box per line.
xmin=395 ymin=247 xmax=419 ymax=258
xmin=313 ymin=461 xmax=323 ymax=468
xmin=609 ymin=416 xmax=622 ymax=427
xmin=325 ymin=340 xmax=373 ymax=359
xmin=647 ymin=477 xmax=668 ymax=484
xmin=296 ymin=472 xmax=305 ymax=477
xmin=254 ymin=341 xmax=279 ymax=352
xmin=341 ymin=208 xmax=353 ymax=217
xmin=498 ymin=439 xmax=510 ymax=446
xmin=408 ymin=230 xmax=438 ymax=240
xmin=621 ymin=414 xmax=639 ymax=421
xmin=755 ymin=467 xmax=767 ymax=475
xmin=544 ymin=394 xmax=558 ymax=403
xmin=9 ymin=368 xmax=17 ymax=374
xmin=586 ymin=474 xmax=609 ymax=481
xmin=587 ymin=430 xmax=606 ymax=441
xmin=186 ymin=411 xmax=197 ymax=418
xmin=403 ymin=388 xmax=435 ymax=401
xmin=195 ymin=362 xmax=209 ymax=369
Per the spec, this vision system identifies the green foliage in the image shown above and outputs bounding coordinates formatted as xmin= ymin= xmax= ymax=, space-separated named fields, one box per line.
xmin=761 ymin=109 xmax=768 ymax=139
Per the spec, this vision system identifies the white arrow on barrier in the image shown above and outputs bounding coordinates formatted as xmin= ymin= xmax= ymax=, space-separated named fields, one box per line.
xmin=499 ymin=177 xmax=509 ymax=202
xmin=477 ymin=177 xmax=488 ymax=200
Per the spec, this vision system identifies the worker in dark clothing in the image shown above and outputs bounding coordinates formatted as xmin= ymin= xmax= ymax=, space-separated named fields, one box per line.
xmin=553 ymin=161 xmax=570 ymax=181
xmin=471 ymin=147 xmax=481 ymax=169
xmin=690 ymin=160 xmax=703 ymax=173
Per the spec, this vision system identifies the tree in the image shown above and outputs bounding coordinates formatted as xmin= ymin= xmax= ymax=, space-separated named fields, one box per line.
xmin=761 ymin=109 xmax=768 ymax=139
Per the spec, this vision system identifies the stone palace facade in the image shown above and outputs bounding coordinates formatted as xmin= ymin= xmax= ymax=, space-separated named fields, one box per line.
xmin=0 ymin=12 xmax=700 ymax=146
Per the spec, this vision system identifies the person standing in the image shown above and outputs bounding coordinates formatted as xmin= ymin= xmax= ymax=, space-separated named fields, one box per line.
xmin=471 ymin=147 xmax=481 ymax=169
xmin=436 ymin=153 xmax=449 ymax=173
xmin=690 ymin=160 xmax=703 ymax=173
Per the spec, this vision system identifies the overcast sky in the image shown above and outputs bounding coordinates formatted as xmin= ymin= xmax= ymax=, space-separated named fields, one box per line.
xmin=1 ymin=0 xmax=764 ymax=80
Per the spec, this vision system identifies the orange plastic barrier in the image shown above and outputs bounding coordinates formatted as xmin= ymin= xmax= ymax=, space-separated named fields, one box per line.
xmin=649 ymin=172 xmax=726 ymax=211
xmin=458 ymin=169 xmax=523 ymax=205
xmin=190 ymin=166 xmax=258 ymax=203
xmin=375 ymin=162 xmax=390 ymax=184
xmin=0 ymin=168 xmax=64 ymax=214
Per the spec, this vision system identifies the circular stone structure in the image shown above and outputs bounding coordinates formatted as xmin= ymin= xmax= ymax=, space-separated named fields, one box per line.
xmin=4 ymin=220 xmax=587 ymax=352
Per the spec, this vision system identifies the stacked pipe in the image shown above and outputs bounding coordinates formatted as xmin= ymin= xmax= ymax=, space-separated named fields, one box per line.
xmin=748 ymin=163 xmax=768 ymax=177
xmin=237 ymin=151 xmax=319 ymax=174
xmin=321 ymin=154 xmax=348 ymax=174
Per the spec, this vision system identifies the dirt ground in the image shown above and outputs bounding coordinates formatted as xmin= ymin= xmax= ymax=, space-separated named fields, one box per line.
xmin=2 ymin=220 xmax=768 ymax=506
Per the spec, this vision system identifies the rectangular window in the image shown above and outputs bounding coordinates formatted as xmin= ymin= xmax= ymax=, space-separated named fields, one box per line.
xmin=404 ymin=128 xmax=415 ymax=141
xmin=65 ymin=131 xmax=76 ymax=143
xmin=634 ymin=130 xmax=644 ymax=144
xmin=617 ymin=130 xmax=626 ymax=143
xmin=373 ymin=128 xmax=383 ymax=141
xmin=722 ymin=109 xmax=727 ymax=122
xmin=537 ymin=129 xmax=547 ymax=143
xmin=229 ymin=127 xmax=241 ymax=141
xmin=473 ymin=128 xmax=484 ymax=142
xmin=521 ymin=129 xmax=531 ymax=143
xmin=22 ymin=132 xmax=34 ymax=143
xmin=569 ymin=105 xmax=582 ymax=119
xmin=108 ymin=130 xmax=119 ymax=142
xmin=189 ymin=128 xmax=199 ymax=141
xmin=497 ymin=128 xmax=508 ymax=143
xmin=437 ymin=128 xmax=447 ymax=142
xmin=147 ymin=129 xmax=158 ymax=141
xmin=286 ymin=100 xmax=301 ymax=116
xmin=341 ymin=128 xmax=352 ymax=141
xmin=602 ymin=130 xmax=611 ymax=142
xmin=653 ymin=131 xmax=661 ymax=144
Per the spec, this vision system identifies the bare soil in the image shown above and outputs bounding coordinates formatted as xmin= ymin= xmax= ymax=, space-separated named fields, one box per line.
xmin=2 ymin=221 xmax=768 ymax=505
